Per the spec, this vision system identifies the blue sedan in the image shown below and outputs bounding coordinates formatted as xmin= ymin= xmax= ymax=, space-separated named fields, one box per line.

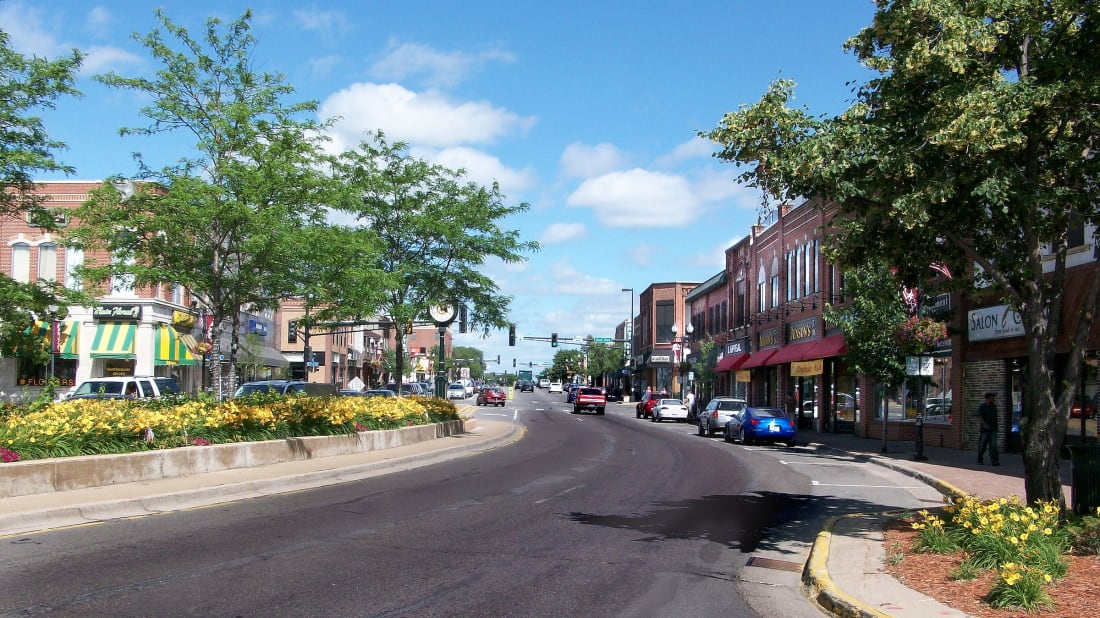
xmin=724 ymin=407 xmax=797 ymax=447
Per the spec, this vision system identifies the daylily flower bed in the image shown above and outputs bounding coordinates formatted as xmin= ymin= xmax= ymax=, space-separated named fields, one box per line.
xmin=0 ymin=393 xmax=460 ymax=462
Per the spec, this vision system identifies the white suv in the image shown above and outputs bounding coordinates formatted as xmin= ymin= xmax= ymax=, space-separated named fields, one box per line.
xmin=67 ymin=376 xmax=181 ymax=400
xmin=697 ymin=397 xmax=747 ymax=437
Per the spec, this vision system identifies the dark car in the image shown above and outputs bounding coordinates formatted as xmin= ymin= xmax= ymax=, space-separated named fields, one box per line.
xmin=724 ymin=406 xmax=797 ymax=447
xmin=566 ymin=383 xmax=582 ymax=403
xmin=635 ymin=391 xmax=669 ymax=419
xmin=517 ymin=380 xmax=534 ymax=392
xmin=476 ymin=387 xmax=507 ymax=407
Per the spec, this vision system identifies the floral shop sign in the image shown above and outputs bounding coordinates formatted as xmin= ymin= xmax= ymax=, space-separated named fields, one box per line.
xmin=92 ymin=304 xmax=141 ymax=320
xmin=968 ymin=304 xmax=1024 ymax=342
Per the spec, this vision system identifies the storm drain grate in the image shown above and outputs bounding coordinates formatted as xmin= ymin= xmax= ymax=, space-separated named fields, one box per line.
xmin=745 ymin=556 xmax=803 ymax=572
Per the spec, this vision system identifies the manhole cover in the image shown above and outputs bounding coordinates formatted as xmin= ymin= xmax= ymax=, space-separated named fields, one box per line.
xmin=745 ymin=556 xmax=803 ymax=572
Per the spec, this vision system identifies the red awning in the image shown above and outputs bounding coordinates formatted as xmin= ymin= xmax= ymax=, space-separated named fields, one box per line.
xmin=766 ymin=340 xmax=819 ymax=365
xmin=740 ymin=348 xmax=778 ymax=369
xmin=714 ymin=353 xmax=749 ymax=372
xmin=802 ymin=334 xmax=847 ymax=360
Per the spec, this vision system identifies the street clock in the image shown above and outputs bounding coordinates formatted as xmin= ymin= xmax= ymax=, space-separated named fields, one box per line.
xmin=429 ymin=303 xmax=458 ymax=325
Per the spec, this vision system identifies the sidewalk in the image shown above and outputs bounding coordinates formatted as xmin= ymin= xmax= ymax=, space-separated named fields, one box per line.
xmin=801 ymin=430 xmax=1075 ymax=618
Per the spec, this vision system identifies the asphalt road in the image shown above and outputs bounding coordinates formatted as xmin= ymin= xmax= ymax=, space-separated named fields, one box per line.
xmin=0 ymin=389 xmax=942 ymax=617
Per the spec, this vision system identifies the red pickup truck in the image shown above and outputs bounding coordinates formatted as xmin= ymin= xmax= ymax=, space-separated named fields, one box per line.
xmin=573 ymin=386 xmax=607 ymax=415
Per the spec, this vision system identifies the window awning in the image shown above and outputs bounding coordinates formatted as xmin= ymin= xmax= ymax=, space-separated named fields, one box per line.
xmin=802 ymin=334 xmax=847 ymax=361
xmin=90 ymin=322 xmax=136 ymax=359
xmin=25 ymin=320 xmax=80 ymax=358
xmin=714 ymin=353 xmax=750 ymax=372
xmin=156 ymin=325 xmax=197 ymax=365
xmin=59 ymin=321 xmax=79 ymax=359
xmin=767 ymin=340 xmax=820 ymax=365
xmin=740 ymin=348 xmax=778 ymax=369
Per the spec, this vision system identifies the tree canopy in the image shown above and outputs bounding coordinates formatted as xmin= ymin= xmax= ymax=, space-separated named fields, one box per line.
xmin=705 ymin=0 xmax=1099 ymax=506
xmin=65 ymin=9 xmax=333 ymax=399
xmin=331 ymin=132 xmax=538 ymax=389
xmin=0 ymin=28 xmax=82 ymax=356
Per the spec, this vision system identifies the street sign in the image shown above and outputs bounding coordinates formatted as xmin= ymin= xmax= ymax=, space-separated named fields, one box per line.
xmin=905 ymin=356 xmax=934 ymax=376
xmin=593 ymin=337 xmax=612 ymax=342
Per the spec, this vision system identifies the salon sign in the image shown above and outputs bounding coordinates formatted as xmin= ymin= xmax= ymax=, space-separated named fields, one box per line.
xmin=968 ymin=304 xmax=1024 ymax=342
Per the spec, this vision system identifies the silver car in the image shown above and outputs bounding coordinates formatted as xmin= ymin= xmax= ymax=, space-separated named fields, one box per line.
xmin=697 ymin=397 xmax=748 ymax=437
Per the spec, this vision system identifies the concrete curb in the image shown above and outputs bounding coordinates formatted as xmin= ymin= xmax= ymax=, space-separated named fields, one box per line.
xmin=802 ymin=515 xmax=893 ymax=618
xmin=0 ymin=417 xmax=521 ymax=537
xmin=800 ymin=443 xmax=971 ymax=617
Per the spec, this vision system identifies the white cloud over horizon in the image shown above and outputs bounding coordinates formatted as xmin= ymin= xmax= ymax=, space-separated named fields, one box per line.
xmin=566 ymin=168 xmax=700 ymax=228
xmin=539 ymin=223 xmax=587 ymax=245
xmin=558 ymin=142 xmax=629 ymax=179
xmin=370 ymin=40 xmax=516 ymax=88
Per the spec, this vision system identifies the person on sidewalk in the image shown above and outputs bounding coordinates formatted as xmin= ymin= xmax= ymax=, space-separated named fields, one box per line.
xmin=977 ymin=392 xmax=1001 ymax=466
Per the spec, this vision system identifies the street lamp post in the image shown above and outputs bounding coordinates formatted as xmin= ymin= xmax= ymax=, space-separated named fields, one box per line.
xmin=47 ymin=304 xmax=59 ymax=383
xmin=621 ymin=287 xmax=634 ymax=400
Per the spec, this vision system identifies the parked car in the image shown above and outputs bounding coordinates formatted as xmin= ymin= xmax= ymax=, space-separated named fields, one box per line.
xmin=724 ymin=407 xmax=797 ymax=447
xmin=67 ymin=376 xmax=180 ymax=400
xmin=1071 ymin=396 xmax=1096 ymax=419
xmin=361 ymin=389 xmax=397 ymax=398
xmin=548 ymin=381 xmax=563 ymax=393
xmin=383 ymin=382 xmax=426 ymax=397
xmin=635 ymin=391 xmax=669 ymax=419
xmin=650 ymin=398 xmax=690 ymax=422
xmin=477 ymin=387 xmax=507 ymax=406
xmin=447 ymin=383 xmax=467 ymax=399
xmin=697 ymin=397 xmax=748 ymax=437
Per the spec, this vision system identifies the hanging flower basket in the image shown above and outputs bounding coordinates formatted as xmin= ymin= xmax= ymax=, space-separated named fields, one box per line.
xmin=896 ymin=316 xmax=948 ymax=354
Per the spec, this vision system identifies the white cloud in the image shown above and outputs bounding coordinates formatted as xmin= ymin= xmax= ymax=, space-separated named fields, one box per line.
xmin=0 ymin=3 xmax=140 ymax=75
xmin=80 ymin=45 xmax=143 ymax=75
xmin=567 ymin=168 xmax=699 ymax=228
xmin=550 ymin=258 xmax=622 ymax=296
xmin=421 ymin=146 xmax=537 ymax=194
xmin=539 ymin=223 xmax=587 ymax=245
xmin=321 ymin=82 xmax=536 ymax=150
xmin=654 ymin=136 xmax=716 ymax=168
xmin=308 ymin=55 xmax=343 ymax=79
xmin=558 ymin=142 xmax=629 ymax=179
xmin=293 ymin=8 xmax=353 ymax=37
xmin=85 ymin=7 xmax=111 ymax=36
xmin=371 ymin=41 xmax=516 ymax=88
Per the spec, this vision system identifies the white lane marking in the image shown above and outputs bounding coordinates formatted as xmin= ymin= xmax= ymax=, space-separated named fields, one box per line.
xmin=811 ymin=480 xmax=924 ymax=489
xmin=534 ymin=484 xmax=584 ymax=504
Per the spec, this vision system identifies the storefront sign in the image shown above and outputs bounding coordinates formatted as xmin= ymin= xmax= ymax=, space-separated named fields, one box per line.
xmin=757 ymin=328 xmax=779 ymax=349
xmin=968 ymin=305 xmax=1024 ymax=341
xmin=787 ymin=318 xmax=818 ymax=343
xmin=725 ymin=338 xmax=749 ymax=356
xmin=649 ymin=354 xmax=672 ymax=364
xmin=791 ymin=359 xmax=824 ymax=376
xmin=93 ymin=304 xmax=141 ymax=320
xmin=735 ymin=370 xmax=751 ymax=383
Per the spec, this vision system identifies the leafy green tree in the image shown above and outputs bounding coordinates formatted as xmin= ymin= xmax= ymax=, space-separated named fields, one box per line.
xmin=687 ymin=339 xmax=719 ymax=401
xmin=66 ymin=10 xmax=333 ymax=399
xmin=0 ymin=28 xmax=82 ymax=353
xmin=706 ymin=0 xmax=1099 ymax=506
xmin=549 ymin=348 xmax=585 ymax=382
xmin=331 ymin=133 xmax=538 ymax=392
xmin=586 ymin=341 xmax=625 ymax=387
xmin=452 ymin=345 xmax=485 ymax=379
xmin=824 ymin=259 xmax=909 ymax=424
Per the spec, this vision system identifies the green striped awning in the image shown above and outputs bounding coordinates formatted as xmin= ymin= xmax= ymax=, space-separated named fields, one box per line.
xmin=90 ymin=322 xmax=136 ymax=359
xmin=59 ymin=321 xmax=79 ymax=359
xmin=155 ymin=324 xmax=197 ymax=365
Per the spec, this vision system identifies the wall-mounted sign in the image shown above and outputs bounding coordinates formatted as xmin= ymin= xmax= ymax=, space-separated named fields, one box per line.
xmin=757 ymin=328 xmax=779 ymax=349
xmin=725 ymin=338 xmax=749 ymax=356
xmin=791 ymin=359 xmax=824 ymax=377
xmin=735 ymin=370 xmax=751 ymax=383
xmin=968 ymin=305 xmax=1024 ymax=342
xmin=787 ymin=317 xmax=818 ymax=344
xmin=649 ymin=354 xmax=672 ymax=364
xmin=93 ymin=305 xmax=141 ymax=320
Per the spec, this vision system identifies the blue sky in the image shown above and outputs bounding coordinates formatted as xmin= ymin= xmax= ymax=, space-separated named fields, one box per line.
xmin=4 ymin=0 xmax=878 ymax=370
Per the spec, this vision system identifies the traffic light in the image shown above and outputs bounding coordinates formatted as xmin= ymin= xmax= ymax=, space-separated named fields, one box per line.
xmin=508 ymin=323 xmax=516 ymax=346
xmin=404 ymin=320 xmax=413 ymax=335
xmin=551 ymin=332 xmax=558 ymax=347
xmin=513 ymin=358 xmax=516 ymax=367
xmin=288 ymin=320 xmax=297 ymax=343
xmin=496 ymin=354 xmax=501 ymax=364
xmin=459 ymin=305 xmax=468 ymax=334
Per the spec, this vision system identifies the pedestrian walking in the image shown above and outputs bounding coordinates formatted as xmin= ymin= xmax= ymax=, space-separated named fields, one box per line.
xmin=976 ymin=392 xmax=1000 ymax=466
xmin=686 ymin=390 xmax=696 ymax=418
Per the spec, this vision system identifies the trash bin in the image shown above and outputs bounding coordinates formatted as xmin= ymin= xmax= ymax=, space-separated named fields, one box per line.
xmin=1068 ymin=444 xmax=1100 ymax=516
